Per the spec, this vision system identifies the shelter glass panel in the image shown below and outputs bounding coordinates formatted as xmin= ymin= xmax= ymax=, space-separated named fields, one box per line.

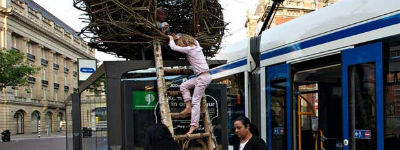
xmin=81 ymin=75 xmax=108 ymax=150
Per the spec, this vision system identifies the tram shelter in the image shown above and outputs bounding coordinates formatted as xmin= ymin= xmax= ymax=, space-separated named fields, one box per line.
xmin=65 ymin=60 xmax=227 ymax=150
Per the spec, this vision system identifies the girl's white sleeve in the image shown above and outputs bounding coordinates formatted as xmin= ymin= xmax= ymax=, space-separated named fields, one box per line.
xmin=169 ymin=40 xmax=190 ymax=54
xmin=194 ymin=40 xmax=200 ymax=46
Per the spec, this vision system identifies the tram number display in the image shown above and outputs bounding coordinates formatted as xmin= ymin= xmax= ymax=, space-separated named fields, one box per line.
xmin=354 ymin=129 xmax=371 ymax=139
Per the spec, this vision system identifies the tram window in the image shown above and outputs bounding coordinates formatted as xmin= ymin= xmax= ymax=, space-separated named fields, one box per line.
xmin=213 ymin=73 xmax=245 ymax=146
xmin=270 ymin=79 xmax=287 ymax=150
xmin=348 ymin=63 xmax=377 ymax=150
xmin=298 ymin=83 xmax=318 ymax=131
xmin=384 ymin=43 xmax=400 ymax=149
xmin=299 ymin=92 xmax=318 ymax=131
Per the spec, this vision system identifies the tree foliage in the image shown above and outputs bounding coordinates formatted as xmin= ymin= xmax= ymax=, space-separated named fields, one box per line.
xmin=0 ymin=49 xmax=39 ymax=90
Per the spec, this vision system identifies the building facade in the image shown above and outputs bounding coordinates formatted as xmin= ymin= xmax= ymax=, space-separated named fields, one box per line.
xmin=247 ymin=0 xmax=341 ymax=37
xmin=0 ymin=0 xmax=95 ymax=135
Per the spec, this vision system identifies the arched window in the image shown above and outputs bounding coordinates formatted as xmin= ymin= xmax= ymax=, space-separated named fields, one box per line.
xmin=14 ymin=110 xmax=25 ymax=134
xmin=31 ymin=111 xmax=40 ymax=133
xmin=45 ymin=112 xmax=53 ymax=134
xmin=58 ymin=112 xmax=64 ymax=132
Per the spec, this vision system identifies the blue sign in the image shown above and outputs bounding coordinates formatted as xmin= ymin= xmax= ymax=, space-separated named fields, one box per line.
xmin=354 ymin=129 xmax=371 ymax=139
xmin=80 ymin=68 xmax=95 ymax=73
xmin=273 ymin=127 xmax=284 ymax=135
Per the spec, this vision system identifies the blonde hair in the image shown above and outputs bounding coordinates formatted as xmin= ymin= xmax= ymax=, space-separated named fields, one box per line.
xmin=176 ymin=34 xmax=196 ymax=47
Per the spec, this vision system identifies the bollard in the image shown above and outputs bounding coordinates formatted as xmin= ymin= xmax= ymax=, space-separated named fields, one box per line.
xmin=1 ymin=130 xmax=11 ymax=142
xmin=38 ymin=120 xmax=41 ymax=138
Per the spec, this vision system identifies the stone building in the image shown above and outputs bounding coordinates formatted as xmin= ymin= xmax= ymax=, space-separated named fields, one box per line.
xmin=0 ymin=0 xmax=95 ymax=135
xmin=246 ymin=0 xmax=341 ymax=37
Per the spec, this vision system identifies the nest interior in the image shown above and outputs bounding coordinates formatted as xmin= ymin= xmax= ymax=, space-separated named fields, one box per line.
xmin=74 ymin=0 xmax=226 ymax=60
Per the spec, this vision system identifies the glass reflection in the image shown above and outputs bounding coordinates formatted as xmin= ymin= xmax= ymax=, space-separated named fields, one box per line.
xmin=270 ymin=79 xmax=286 ymax=150
xmin=384 ymin=43 xmax=400 ymax=149
xmin=348 ymin=63 xmax=376 ymax=150
xmin=213 ymin=73 xmax=245 ymax=146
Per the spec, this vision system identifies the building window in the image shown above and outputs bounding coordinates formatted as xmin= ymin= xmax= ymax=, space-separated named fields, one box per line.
xmin=26 ymin=42 xmax=32 ymax=54
xmin=53 ymin=54 xmax=57 ymax=63
xmin=54 ymin=72 xmax=57 ymax=83
xmin=64 ymin=74 xmax=68 ymax=85
xmin=29 ymin=87 xmax=33 ymax=99
xmin=41 ymin=48 xmax=46 ymax=59
xmin=43 ymin=88 xmax=46 ymax=99
xmin=42 ymin=68 xmax=46 ymax=80
xmin=12 ymin=36 xmax=17 ymax=48
xmin=54 ymin=91 xmax=58 ymax=101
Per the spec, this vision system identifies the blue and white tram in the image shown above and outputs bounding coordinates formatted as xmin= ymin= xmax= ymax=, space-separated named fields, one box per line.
xmin=209 ymin=0 xmax=400 ymax=149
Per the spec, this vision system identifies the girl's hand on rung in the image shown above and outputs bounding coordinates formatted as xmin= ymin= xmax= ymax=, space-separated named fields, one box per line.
xmin=168 ymin=35 xmax=174 ymax=41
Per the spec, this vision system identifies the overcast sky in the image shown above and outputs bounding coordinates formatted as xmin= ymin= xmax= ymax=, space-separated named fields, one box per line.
xmin=32 ymin=0 xmax=258 ymax=62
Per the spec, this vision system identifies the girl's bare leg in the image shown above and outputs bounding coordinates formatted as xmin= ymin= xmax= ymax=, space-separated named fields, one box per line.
xmin=186 ymin=125 xmax=199 ymax=137
xmin=179 ymin=101 xmax=191 ymax=115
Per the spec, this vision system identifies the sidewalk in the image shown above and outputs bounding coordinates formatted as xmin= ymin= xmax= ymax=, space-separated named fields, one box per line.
xmin=9 ymin=132 xmax=66 ymax=142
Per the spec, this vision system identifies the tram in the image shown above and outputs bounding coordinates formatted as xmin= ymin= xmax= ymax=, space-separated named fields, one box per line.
xmin=208 ymin=0 xmax=400 ymax=149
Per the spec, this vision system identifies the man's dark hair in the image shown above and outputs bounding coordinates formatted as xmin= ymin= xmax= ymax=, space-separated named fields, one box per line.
xmin=144 ymin=123 xmax=181 ymax=150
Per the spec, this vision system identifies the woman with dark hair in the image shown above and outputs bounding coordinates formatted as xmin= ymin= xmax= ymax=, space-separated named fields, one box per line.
xmin=233 ymin=116 xmax=266 ymax=150
xmin=145 ymin=123 xmax=182 ymax=150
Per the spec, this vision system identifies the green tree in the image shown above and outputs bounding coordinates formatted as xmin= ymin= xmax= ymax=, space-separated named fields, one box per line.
xmin=0 ymin=49 xmax=39 ymax=90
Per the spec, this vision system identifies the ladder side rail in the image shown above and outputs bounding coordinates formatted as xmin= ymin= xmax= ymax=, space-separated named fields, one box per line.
xmin=153 ymin=40 xmax=174 ymax=135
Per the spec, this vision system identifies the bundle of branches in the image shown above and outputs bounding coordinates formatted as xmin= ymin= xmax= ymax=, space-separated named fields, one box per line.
xmin=74 ymin=0 xmax=226 ymax=60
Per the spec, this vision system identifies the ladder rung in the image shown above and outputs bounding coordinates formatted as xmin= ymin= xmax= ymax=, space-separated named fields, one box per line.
xmin=174 ymin=133 xmax=210 ymax=141
xmin=171 ymin=113 xmax=190 ymax=118
xmin=167 ymin=91 xmax=181 ymax=96
xmin=164 ymin=69 xmax=193 ymax=75
xmin=171 ymin=112 xmax=205 ymax=119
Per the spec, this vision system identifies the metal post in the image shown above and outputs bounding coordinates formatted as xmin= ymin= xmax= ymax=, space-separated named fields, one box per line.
xmin=72 ymin=93 xmax=82 ymax=150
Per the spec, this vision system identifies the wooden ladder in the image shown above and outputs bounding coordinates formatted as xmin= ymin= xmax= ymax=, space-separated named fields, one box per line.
xmin=153 ymin=41 xmax=217 ymax=150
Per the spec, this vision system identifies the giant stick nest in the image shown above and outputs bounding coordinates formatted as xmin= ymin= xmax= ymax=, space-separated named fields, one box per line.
xmin=74 ymin=0 xmax=226 ymax=60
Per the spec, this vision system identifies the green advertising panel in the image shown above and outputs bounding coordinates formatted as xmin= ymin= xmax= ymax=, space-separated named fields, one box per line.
xmin=132 ymin=91 xmax=157 ymax=110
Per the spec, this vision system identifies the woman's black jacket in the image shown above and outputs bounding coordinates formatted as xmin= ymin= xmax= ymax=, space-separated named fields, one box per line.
xmin=233 ymin=136 xmax=266 ymax=150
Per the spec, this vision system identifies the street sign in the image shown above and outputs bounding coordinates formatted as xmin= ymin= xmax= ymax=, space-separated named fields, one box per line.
xmin=78 ymin=59 xmax=97 ymax=82
xmin=354 ymin=129 xmax=371 ymax=139
xmin=80 ymin=68 xmax=95 ymax=73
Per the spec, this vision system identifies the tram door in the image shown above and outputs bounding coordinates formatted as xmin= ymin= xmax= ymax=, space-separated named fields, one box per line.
xmin=342 ymin=42 xmax=383 ymax=150
xmin=266 ymin=64 xmax=291 ymax=150
xmin=294 ymin=62 xmax=342 ymax=150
